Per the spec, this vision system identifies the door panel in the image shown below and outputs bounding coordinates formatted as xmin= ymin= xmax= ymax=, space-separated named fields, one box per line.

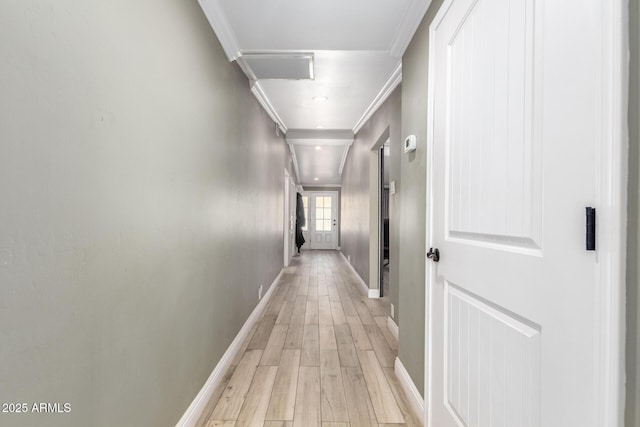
xmin=428 ymin=0 xmax=603 ymax=426
xmin=444 ymin=283 xmax=540 ymax=427
xmin=445 ymin=0 xmax=541 ymax=253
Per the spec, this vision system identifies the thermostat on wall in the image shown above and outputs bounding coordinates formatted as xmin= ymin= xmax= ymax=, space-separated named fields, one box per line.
xmin=404 ymin=135 xmax=417 ymax=153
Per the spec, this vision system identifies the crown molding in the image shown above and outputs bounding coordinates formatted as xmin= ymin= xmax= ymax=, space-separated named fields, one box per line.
xmin=236 ymin=56 xmax=257 ymax=80
xmin=250 ymin=81 xmax=288 ymax=134
xmin=388 ymin=0 xmax=433 ymax=58
xmin=197 ymin=0 xmax=241 ymax=61
xmin=288 ymin=143 xmax=302 ymax=184
xmin=339 ymin=144 xmax=351 ymax=175
xmin=352 ymin=62 xmax=402 ymax=134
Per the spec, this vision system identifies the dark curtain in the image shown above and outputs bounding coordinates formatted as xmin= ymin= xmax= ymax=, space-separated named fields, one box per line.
xmin=295 ymin=192 xmax=305 ymax=252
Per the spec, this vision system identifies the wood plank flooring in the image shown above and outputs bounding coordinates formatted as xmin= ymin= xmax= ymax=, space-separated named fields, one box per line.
xmin=198 ymin=251 xmax=420 ymax=427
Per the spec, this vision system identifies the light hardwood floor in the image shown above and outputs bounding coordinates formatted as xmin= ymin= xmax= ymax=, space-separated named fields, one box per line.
xmin=197 ymin=250 xmax=421 ymax=427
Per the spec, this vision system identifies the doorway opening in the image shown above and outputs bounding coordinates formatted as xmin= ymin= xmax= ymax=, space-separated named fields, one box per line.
xmin=301 ymin=191 xmax=339 ymax=250
xmin=379 ymin=140 xmax=390 ymax=297
xmin=368 ymin=127 xmax=390 ymax=299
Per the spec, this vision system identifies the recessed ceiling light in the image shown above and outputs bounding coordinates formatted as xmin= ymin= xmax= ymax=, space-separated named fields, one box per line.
xmin=312 ymin=96 xmax=328 ymax=101
xmin=315 ymin=146 xmax=322 ymax=150
xmin=315 ymin=125 xmax=324 ymax=129
xmin=314 ymin=177 xmax=319 ymax=181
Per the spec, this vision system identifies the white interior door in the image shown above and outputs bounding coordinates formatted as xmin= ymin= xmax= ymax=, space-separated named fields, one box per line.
xmin=306 ymin=191 xmax=338 ymax=250
xmin=426 ymin=0 xmax=616 ymax=426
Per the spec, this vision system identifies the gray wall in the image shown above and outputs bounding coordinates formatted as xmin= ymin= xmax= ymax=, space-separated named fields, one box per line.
xmin=627 ymin=0 xmax=640 ymax=424
xmin=341 ymin=86 xmax=401 ymax=312
xmin=0 ymin=1 xmax=290 ymax=426
xmin=341 ymin=134 xmax=371 ymax=285
xmin=398 ymin=0 xmax=445 ymax=397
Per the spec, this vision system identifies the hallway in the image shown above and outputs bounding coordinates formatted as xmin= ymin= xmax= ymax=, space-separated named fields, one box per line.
xmin=197 ymin=251 xmax=420 ymax=427
xmin=0 ymin=1 xmax=633 ymax=426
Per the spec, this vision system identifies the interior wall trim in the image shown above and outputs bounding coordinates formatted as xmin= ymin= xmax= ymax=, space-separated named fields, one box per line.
xmin=250 ymin=81 xmax=288 ymax=134
xmin=339 ymin=251 xmax=372 ymax=297
xmin=387 ymin=316 xmax=399 ymax=341
xmin=236 ymin=56 xmax=258 ymax=80
xmin=395 ymin=357 xmax=425 ymax=426
xmin=174 ymin=269 xmax=284 ymax=427
xmin=339 ymin=144 xmax=351 ymax=175
xmin=593 ymin=0 xmax=628 ymax=423
xmin=388 ymin=0 xmax=434 ymax=59
xmin=352 ymin=62 xmax=402 ymax=134
xmin=196 ymin=0 xmax=241 ymax=61
xmin=288 ymin=143 xmax=302 ymax=185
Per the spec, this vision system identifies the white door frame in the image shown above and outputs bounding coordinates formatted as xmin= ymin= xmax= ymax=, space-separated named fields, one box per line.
xmin=284 ymin=168 xmax=290 ymax=267
xmin=423 ymin=1 xmax=628 ymax=425
xmin=284 ymin=168 xmax=293 ymax=267
xmin=368 ymin=128 xmax=391 ymax=299
xmin=301 ymin=193 xmax=309 ymax=250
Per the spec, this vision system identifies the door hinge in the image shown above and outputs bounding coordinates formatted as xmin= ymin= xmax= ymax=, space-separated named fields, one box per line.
xmin=586 ymin=207 xmax=596 ymax=251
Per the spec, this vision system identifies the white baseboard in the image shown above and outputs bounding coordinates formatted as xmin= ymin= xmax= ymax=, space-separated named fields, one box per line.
xmin=339 ymin=251 xmax=371 ymax=297
xmin=175 ymin=269 xmax=283 ymax=427
xmin=387 ymin=316 xmax=399 ymax=341
xmin=394 ymin=357 xmax=425 ymax=426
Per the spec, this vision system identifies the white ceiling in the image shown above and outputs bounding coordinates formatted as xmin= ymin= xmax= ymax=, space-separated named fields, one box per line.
xmin=198 ymin=0 xmax=432 ymax=187
xmin=259 ymin=51 xmax=400 ymax=130
xmin=218 ymin=0 xmax=412 ymax=51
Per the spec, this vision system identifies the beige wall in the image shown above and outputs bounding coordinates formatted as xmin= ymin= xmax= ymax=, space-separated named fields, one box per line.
xmin=398 ymin=0 xmax=445 ymax=397
xmin=0 ymin=1 xmax=290 ymax=426
xmin=627 ymin=0 xmax=640 ymax=424
xmin=341 ymin=86 xmax=402 ymax=299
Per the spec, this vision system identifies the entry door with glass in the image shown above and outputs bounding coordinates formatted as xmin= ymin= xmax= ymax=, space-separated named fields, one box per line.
xmin=304 ymin=191 xmax=338 ymax=250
